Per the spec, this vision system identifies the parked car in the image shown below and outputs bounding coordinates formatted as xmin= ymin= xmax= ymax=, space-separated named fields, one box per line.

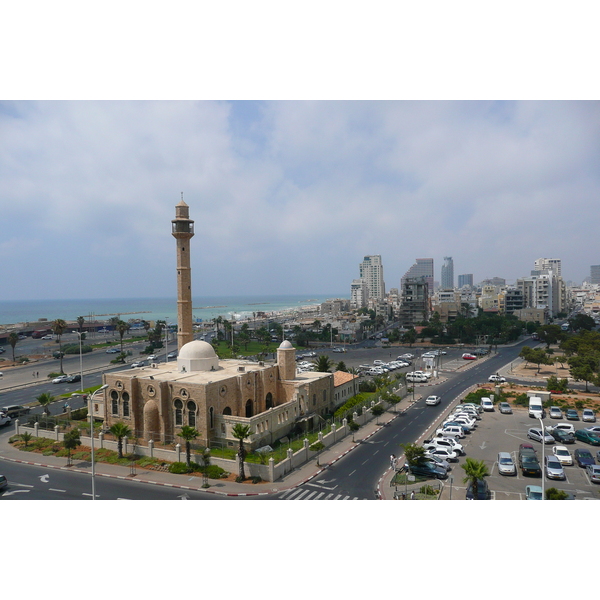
xmin=566 ymin=409 xmax=579 ymax=421
xmin=65 ymin=374 xmax=81 ymax=383
xmin=548 ymin=422 xmax=575 ymax=435
xmin=480 ymin=398 xmax=494 ymax=411
xmin=519 ymin=445 xmax=541 ymax=476
xmin=462 ymin=353 xmax=476 ymax=360
xmin=106 ymin=348 xmax=120 ymax=354
xmin=425 ymin=437 xmax=465 ymax=455
xmin=488 ymin=374 xmax=506 ymax=383
xmin=147 ymin=354 xmax=158 ymax=361
xmin=425 ymin=455 xmax=451 ymax=472
xmin=466 ymin=478 xmax=491 ymax=499
xmin=408 ymin=462 xmax=447 ymax=479
xmin=1 ymin=405 xmax=30 ymax=418
xmin=525 ymin=485 xmax=543 ymax=500
xmin=52 ymin=375 xmax=70 ymax=384
xmin=582 ymin=409 xmax=596 ymax=423
xmin=574 ymin=448 xmax=595 ymax=468
xmin=528 ymin=428 xmax=555 ymax=444
xmin=0 ymin=413 xmax=11 ymax=427
xmin=549 ymin=406 xmax=563 ymax=419
xmin=574 ymin=429 xmax=600 ymax=446
xmin=436 ymin=425 xmax=465 ymax=439
xmin=425 ymin=395 xmax=441 ymax=406
xmin=544 ymin=455 xmax=566 ymax=480
xmin=497 ymin=452 xmax=516 ymax=476
xmin=585 ymin=426 xmax=600 ymax=434
xmin=550 ymin=428 xmax=575 ymax=444
xmin=0 ymin=474 xmax=7 ymax=491
xmin=586 ymin=464 xmax=600 ymax=484
xmin=552 ymin=445 xmax=573 ymax=466
xmin=499 ymin=402 xmax=512 ymax=414
xmin=425 ymin=447 xmax=459 ymax=462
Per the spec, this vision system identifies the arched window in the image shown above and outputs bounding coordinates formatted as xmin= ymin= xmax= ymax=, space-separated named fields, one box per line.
xmin=111 ymin=398 xmax=118 ymax=416
xmin=209 ymin=407 xmax=214 ymax=429
xmin=174 ymin=399 xmax=183 ymax=426
xmin=245 ymin=399 xmax=253 ymax=418
xmin=223 ymin=406 xmax=232 ymax=416
xmin=187 ymin=401 xmax=197 ymax=427
xmin=265 ymin=392 xmax=273 ymax=410
xmin=123 ymin=398 xmax=130 ymax=418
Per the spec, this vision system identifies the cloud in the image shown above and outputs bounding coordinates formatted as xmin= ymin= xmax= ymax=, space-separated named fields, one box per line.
xmin=1 ymin=100 xmax=599 ymax=301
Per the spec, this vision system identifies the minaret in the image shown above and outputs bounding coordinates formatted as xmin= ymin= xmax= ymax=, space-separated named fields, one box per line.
xmin=172 ymin=194 xmax=195 ymax=351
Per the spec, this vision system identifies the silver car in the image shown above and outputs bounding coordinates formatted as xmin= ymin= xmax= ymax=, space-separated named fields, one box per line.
xmin=497 ymin=452 xmax=516 ymax=476
xmin=528 ymin=428 xmax=555 ymax=444
xmin=544 ymin=455 xmax=566 ymax=480
xmin=549 ymin=406 xmax=563 ymax=419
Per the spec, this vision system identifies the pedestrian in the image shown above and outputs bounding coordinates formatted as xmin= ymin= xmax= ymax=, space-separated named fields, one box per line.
xmin=390 ymin=453 xmax=396 ymax=469
xmin=410 ymin=490 xmax=415 ymax=500
xmin=33 ymin=371 xmax=35 ymax=378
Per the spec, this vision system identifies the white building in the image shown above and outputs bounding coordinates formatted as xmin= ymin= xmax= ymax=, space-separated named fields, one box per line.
xmin=359 ymin=255 xmax=385 ymax=300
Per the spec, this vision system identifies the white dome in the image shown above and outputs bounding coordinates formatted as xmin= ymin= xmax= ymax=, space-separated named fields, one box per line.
xmin=279 ymin=340 xmax=293 ymax=349
xmin=179 ymin=340 xmax=217 ymax=360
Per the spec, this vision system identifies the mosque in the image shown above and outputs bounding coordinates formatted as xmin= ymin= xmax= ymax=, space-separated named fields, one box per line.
xmin=98 ymin=199 xmax=336 ymax=450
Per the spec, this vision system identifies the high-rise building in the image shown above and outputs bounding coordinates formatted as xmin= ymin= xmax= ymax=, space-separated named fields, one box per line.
xmin=399 ymin=276 xmax=429 ymax=327
xmin=591 ymin=265 xmax=600 ymax=285
xmin=458 ymin=274 xmax=473 ymax=289
xmin=401 ymin=258 xmax=434 ymax=296
xmin=441 ymin=256 xmax=454 ymax=290
xmin=350 ymin=278 xmax=370 ymax=309
xmin=359 ymin=255 xmax=385 ymax=300
xmin=534 ymin=258 xmax=562 ymax=277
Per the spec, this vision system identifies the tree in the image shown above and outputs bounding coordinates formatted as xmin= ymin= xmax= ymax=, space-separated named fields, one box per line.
xmin=21 ymin=432 xmax=32 ymax=448
xmin=199 ymin=447 xmax=211 ymax=488
xmin=109 ymin=422 xmax=132 ymax=459
xmin=51 ymin=318 xmax=68 ymax=374
xmin=314 ymin=355 xmax=333 ymax=372
xmin=76 ymin=316 xmax=85 ymax=333
xmin=36 ymin=391 xmax=55 ymax=415
xmin=536 ymin=324 xmax=565 ymax=349
xmin=179 ymin=425 xmax=199 ymax=468
xmin=63 ymin=428 xmax=81 ymax=466
xmin=400 ymin=442 xmax=426 ymax=467
xmin=401 ymin=329 xmax=417 ymax=347
xmin=520 ymin=346 xmax=553 ymax=373
xmin=568 ymin=313 xmax=596 ymax=332
xmin=8 ymin=332 xmax=19 ymax=362
xmin=545 ymin=487 xmax=569 ymax=500
xmin=371 ymin=403 xmax=385 ymax=424
xmin=336 ymin=361 xmax=348 ymax=372
xmin=348 ymin=420 xmax=360 ymax=442
xmin=231 ymin=423 xmax=251 ymax=481
xmin=568 ymin=354 xmax=599 ymax=392
xmin=461 ymin=457 xmax=490 ymax=500
xmin=115 ymin=320 xmax=130 ymax=354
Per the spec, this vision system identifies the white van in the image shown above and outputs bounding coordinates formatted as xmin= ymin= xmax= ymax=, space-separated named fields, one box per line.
xmin=528 ymin=396 xmax=544 ymax=419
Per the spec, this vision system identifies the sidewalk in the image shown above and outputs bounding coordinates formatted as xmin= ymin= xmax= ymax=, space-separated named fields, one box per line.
xmin=0 ymin=392 xmax=424 ymax=498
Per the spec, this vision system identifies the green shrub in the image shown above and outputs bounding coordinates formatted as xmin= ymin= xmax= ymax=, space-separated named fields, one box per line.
xmin=63 ymin=344 xmax=93 ymax=354
xmin=513 ymin=393 xmax=529 ymax=407
xmin=169 ymin=461 xmax=191 ymax=474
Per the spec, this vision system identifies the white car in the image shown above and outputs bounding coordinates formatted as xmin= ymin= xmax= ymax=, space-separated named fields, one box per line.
xmin=488 ymin=374 xmax=506 ymax=383
xmin=425 ymin=395 xmax=441 ymax=406
xmin=548 ymin=422 xmax=575 ymax=435
xmin=412 ymin=370 xmax=432 ymax=380
xmin=451 ymin=416 xmax=476 ymax=431
xmin=436 ymin=425 xmax=465 ymax=439
xmin=147 ymin=354 xmax=158 ymax=361
xmin=406 ymin=373 xmax=427 ymax=383
xmin=398 ymin=353 xmax=414 ymax=359
xmin=52 ymin=375 xmax=69 ymax=384
xmin=426 ymin=436 xmax=465 ymax=455
xmin=552 ymin=445 xmax=573 ymax=466
xmin=0 ymin=413 xmax=11 ymax=427
xmin=480 ymin=398 xmax=494 ymax=411
xmin=131 ymin=361 xmax=146 ymax=368
xmin=425 ymin=448 xmax=458 ymax=462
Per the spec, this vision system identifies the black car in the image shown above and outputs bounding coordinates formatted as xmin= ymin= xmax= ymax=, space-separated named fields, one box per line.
xmin=408 ymin=462 xmax=447 ymax=480
xmin=520 ymin=454 xmax=542 ymax=476
xmin=65 ymin=374 xmax=81 ymax=383
xmin=574 ymin=448 xmax=595 ymax=468
xmin=551 ymin=428 xmax=575 ymax=444
xmin=466 ymin=478 xmax=491 ymax=499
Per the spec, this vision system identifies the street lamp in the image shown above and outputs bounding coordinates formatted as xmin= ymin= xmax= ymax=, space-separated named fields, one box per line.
xmin=165 ymin=318 xmax=169 ymax=363
xmin=538 ymin=416 xmax=546 ymax=500
xmin=72 ymin=331 xmax=84 ymax=393
xmin=89 ymin=384 xmax=108 ymax=500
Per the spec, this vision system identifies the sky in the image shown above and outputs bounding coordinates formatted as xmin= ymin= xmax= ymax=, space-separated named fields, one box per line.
xmin=2 ymin=99 xmax=599 ymax=301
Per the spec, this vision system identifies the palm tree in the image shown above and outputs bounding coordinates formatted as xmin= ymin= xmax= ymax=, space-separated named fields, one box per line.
xmin=51 ymin=318 xmax=68 ymax=374
xmin=21 ymin=432 xmax=32 ymax=448
xmin=8 ymin=332 xmax=19 ymax=362
xmin=231 ymin=423 xmax=251 ymax=481
xmin=115 ymin=320 xmax=130 ymax=354
xmin=179 ymin=425 xmax=199 ymax=467
xmin=76 ymin=316 xmax=85 ymax=333
xmin=63 ymin=428 xmax=81 ymax=466
xmin=109 ymin=422 xmax=132 ymax=459
xmin=36 ymin=391 xmax=55 ymax=415
xmin=314 ymin=355 xmax=333 ymax=372
xmin=461 ymin=457 xmax=490 ymax=500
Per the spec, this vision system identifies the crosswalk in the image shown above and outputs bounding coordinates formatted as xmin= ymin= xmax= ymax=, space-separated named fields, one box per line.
xmin=279 ymin=487 xmax=360 ymax=500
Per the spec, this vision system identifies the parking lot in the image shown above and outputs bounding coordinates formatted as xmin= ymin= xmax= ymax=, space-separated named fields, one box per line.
xmin=439 ymin=405 xmax=600 ymax=500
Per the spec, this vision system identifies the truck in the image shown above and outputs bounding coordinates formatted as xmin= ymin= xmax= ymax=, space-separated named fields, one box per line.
xmin=32 ymin=329 xmax=52 ymax=339
xmin=528 ymin=396 xmax=544 ymax=419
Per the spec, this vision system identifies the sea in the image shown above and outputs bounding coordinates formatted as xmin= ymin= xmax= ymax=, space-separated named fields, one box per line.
xmin=0 ymin=294 xmax=347 ymax=327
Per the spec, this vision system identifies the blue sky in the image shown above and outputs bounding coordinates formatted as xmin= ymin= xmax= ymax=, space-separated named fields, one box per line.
xmin=1 ymin=100 xmax=599 ymax=301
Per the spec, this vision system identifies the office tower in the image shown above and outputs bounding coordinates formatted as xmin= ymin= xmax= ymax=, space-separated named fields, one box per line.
xmin=401 ymin=258 xmax=434 ymax=295
xmin=458 ymin=274 xmax=473 ymax=289
xmin=591 ymin=265 xmax=600 ymax=285
xmin=359 ymin=255 xmax=385 ymax=300
xmin=441 ymin=256 xmax=454 ymax=290
xmin=534 ymin=258 xmax=562 ymax=277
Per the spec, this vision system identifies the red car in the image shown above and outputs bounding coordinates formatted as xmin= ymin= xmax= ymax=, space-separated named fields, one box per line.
xmin=462 ymin=353 xmax=476 ymax=360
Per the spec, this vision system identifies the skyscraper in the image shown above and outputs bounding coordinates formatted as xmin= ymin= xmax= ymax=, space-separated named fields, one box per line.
xmin=458 ymin=274 xmax=473 ymax=289
xmin=591 ymin=265 xmax=600 ymax=285
xmin=441 ymin=256 xmax=454 ymax=290
xmin=401 ymin=258 xmax=434 ymax=295
xmin=359 ymin=255 xmax=385 ymax=300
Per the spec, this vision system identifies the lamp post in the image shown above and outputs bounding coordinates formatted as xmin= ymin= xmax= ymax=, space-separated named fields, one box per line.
xmin=72 ymin=331 xmax=84 ymax=393
xmin=538 ymin=416 xmax=545 ymax=500
xmin=165 ymin=318 xmax=169 ymax=363
xmin=89 ymin=384 xmax=108 ymax=500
